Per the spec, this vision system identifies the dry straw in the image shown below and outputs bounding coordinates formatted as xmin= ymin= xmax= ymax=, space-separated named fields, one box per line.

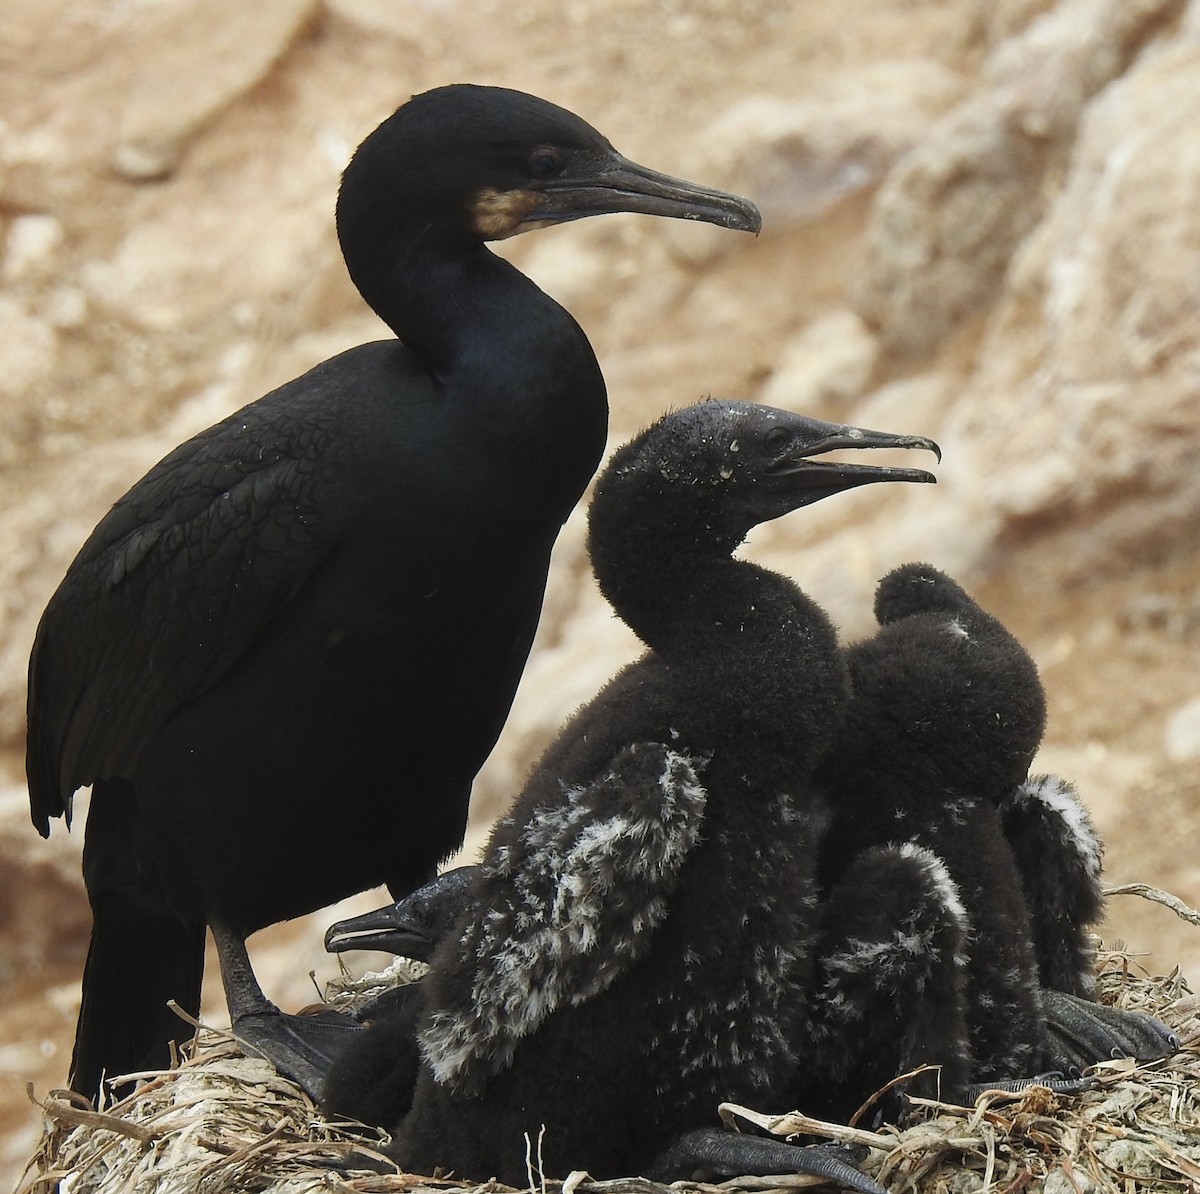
xmin=17 ymin=913 xmax=1200 ymax=1194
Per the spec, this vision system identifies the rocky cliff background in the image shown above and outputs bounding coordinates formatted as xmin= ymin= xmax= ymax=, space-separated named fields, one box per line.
xmin=2 ymin=0 xmax=1199 ymax=1181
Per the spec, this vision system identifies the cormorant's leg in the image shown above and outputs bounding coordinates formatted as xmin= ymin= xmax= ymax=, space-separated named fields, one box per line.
xmin=1040 ymin=989 xmax=1179 ymax=1074
xmin=325 ymin=867 xmax=479 ymax=960
xmin=997 ymin=775 xmax=1103 ymax=995
xmin=797 ymin=843 xmax=972 ymax=1120
xmin=211 ymin=922 xmax=362 ymax=1098
xmin=645 ymin=1128 xmax=885 ymax=1194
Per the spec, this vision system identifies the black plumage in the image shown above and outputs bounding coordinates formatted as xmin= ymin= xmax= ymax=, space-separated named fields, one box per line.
xmin=798 ymin=564 xmax=1048 ymax=1115
xmin=328 ymin=575 xmax=1176 ymax=1144
xmin=25 ymin=84 xmax=761 ymax=1102
xmin=324 ymin=400 xmax=938 ymax=1188
xmin=802 ymin=839 xmax=975 ymax=1112
xmin=997 ymin=773 xmax=1178 ymax=1071
xmin=998 ymin=773 xmax=1104 ymax=998
xmin=795 ymin=566 xmax=1176 ymax=1120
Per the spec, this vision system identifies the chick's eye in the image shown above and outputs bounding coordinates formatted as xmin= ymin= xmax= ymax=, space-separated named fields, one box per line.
xmin=528 ymin=149 xmax=563 ymax=179
xmin=765 ymin=427 xmax=790 ymax=452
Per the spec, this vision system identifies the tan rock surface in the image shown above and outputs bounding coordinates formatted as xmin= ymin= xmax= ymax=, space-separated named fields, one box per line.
xmin=2 ymin=0 xmax=1199 ymax=1181
xmin=854 ymin=0 xmax=1187 ymax=357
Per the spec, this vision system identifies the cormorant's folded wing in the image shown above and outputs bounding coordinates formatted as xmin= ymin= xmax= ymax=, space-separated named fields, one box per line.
xmin=419 ymin=741 xmax=708 ymax=1093
xmin=26 ymin=404 xmax=358 ymax=834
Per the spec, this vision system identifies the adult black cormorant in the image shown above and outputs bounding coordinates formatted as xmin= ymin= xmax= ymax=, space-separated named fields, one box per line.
xmin=794 ymin=565 xmax=1176 ymax=1119
xmin=25 ymin=84 xmax=761 ymax=1103
xmin=323 ymin=400 xmax=939 ymax=1189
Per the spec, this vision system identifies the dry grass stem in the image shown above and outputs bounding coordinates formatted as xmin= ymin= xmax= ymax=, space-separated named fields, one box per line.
xmin=1104 ymin=885 xmax=1200 ymax=929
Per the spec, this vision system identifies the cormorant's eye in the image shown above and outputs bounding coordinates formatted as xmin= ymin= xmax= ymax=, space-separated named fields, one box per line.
xmin=764 ymin=426 xmax=790 ymax=453
xmin=527 ymin=148 xmax=563 ymax=179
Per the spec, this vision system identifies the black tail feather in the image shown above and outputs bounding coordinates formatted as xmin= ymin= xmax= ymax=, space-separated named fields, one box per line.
xmin=70 ymin=907 xmax=205 ymax=1104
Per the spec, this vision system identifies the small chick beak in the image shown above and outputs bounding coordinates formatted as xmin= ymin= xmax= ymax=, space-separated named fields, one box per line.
xmin=765 ymin=420 xmax=941 ymax=502
xmin=325 ymin=904 xmax=437 ymax=961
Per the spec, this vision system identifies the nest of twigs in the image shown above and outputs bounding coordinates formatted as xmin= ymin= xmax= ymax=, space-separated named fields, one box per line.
xmin=16 ymin=945 xmax=1200 ymax=1194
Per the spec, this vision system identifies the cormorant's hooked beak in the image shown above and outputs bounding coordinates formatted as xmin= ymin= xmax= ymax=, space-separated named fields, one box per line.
xmin=324 ymin=869 xmax=475 ymax=962
xmin=524 ymin=151 xmax=762 ymax=234
xmin=325 ymin=903 xmax=436 ymax=960
xmin=766 ymin=420 xmax=941 ymax=504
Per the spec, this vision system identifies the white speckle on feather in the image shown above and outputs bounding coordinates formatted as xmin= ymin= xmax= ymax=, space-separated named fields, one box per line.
xmin=1012 ymin=773 xmax=1102 ymax=879
xmin=814 ymin=844 xmax=973 ymax=1025
xmin=822 ymin=934 xmax=927 ymax=977
xmin=945 ymin=797 xmax=975 ymax=826
xmin=420 ymin=745 xmax=707 ymax=1091
xmin=895 ymin=841 xmax=971 ymax=963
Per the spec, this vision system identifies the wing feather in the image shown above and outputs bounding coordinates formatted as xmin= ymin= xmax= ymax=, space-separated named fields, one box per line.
xmin=418 ymin=741 xmax=708 ymax=1093
xmin=26 ymin=401 xmax=355 ymax=834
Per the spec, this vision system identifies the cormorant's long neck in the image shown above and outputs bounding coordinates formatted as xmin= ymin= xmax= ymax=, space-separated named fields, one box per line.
xmin=343 ymin=219 xmax=608 ymax=520
xmin=592 ymin=508 xmax=848 ymax=766
xmin=346 ymin=223 xmax=594 ymax=385
xmin=592 ymin=515 xmax=829 ymax=665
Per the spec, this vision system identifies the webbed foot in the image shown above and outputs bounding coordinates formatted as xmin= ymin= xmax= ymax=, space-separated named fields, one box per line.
xmin=1042 ymin=989 xmax=1179 ymax=1073
xmin=646 ymin=1127 xmax=885 ymax=1194
xmin=211 ymin=920 xmax=363 ymax=1099
xmin=233 ymin=1006 xmax=364 ymax=1099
